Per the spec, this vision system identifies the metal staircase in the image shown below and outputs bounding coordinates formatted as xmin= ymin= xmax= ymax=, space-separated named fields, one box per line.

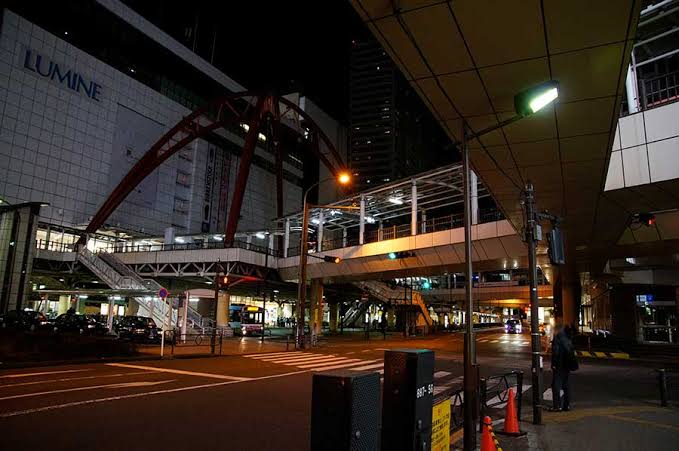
xmin=353 ymin=280 xmax=433 ymax=327
xmin=77 ymin=247 xmax=211 ymax=330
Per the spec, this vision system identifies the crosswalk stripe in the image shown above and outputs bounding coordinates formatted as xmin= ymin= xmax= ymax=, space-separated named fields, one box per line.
xmin=500 ymin=340 xmax=510 ymax=344
xmin=308 ymin=360 xmax=380 ymax=372
xmin=279 ymin=356 xmax=345 ymax=366
xmin=491 ymin=340 xmax=499 ymax=343
xmin=486 ymin=384 xmax=531 ymax=409
xmin=296 ymin=358 xmax=361 ymax=369
xmin=348 ymin=362 xmax=384 ymax=371
xmin=264 ymin=354 xmax=336 ymax=364
xmin=245 ymin=351 xmax=304 ymax=359
xmin=478 ymin=339 xmax=488 ymax=343
xmin=434 ymin=371 xmax=452 ymax=379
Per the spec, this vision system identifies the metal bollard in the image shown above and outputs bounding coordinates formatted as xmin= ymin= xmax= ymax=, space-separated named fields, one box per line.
xmin=658 ymin=369 xmax=668 ymax=407
xmin=516 ymin=370 xmax=524 ymax=421
xmin=479 ymin=378 xmax=487 ymax=433
xmin=219 ymin=332 xmax=223 ymax=355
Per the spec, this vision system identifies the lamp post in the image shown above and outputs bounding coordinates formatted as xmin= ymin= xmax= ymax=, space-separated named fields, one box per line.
xmin=296 ymin=172 xmax=351 ymax=349
xmin=460 ymin=80 xmax=559 ymax=450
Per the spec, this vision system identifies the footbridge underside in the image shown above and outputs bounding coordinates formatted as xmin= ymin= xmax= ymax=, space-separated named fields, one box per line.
xmin=277 ymin=219 xmax=527 ymax=283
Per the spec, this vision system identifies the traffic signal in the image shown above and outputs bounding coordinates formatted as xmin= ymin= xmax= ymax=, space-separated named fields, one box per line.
xmin=219 ymin=275 xmax=229 ymax=288
xmin=421 ymin=280 xmax=432 ymax=290
xmin=387 ymin=251 xmax=414 ymax=260
xmin=323 ymin=255 xmax=342 ymax=264
xmin=638 ymin=212 xmax=656 ymax=226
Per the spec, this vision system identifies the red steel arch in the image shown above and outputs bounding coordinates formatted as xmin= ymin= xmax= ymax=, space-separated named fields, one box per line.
xmin=79 ymin=92 xmax=347 ymax=244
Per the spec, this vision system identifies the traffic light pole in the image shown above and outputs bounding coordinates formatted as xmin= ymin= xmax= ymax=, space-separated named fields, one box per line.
xmin=211 ymin=269 xmax=219 ymax=355
xmin=462 ymin=124 xmax=478 ymax=451
xmin=524 ymin=181 xmax=543 ymax=424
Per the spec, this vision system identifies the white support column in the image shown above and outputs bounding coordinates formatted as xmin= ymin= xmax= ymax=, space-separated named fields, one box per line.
xmin=317 ymin=211 xmax=324 ymax=252
xmin=421 ymin=210 xmax=427 ymax=234
xmin=411 ymin=179 xmax=417 ymax=236
xmin=359 ymin=195 xmax=365 ymax=245
xmin=284 ymin=219 xmax=290 ymax=257
xmin=342 ymin=228 xmax=347 ymax=247
xmin=107 ymin=296 xmax=115 ymax=332
xmin=471 ymin=170 xmax=479 ymax=225
xmin=378 ymin=220 xmax=383 ymax=241
xmin=268 ymin=233 xmax=274 ymax=253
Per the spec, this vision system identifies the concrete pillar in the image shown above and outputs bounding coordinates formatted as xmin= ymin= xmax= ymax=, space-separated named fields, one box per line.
xmin=317 ymin=211 xmax=324 ymax=252
xmin=359 ymin=195 xmax=365 ymax=245
xmin=421 ymin=210 xmax=427 ymax=233
xmin=310 ymin=279 xmax=324 ymax=336
xmin=471 ymin=170 xmax=479 ymax=225
xmin=342 ymin=228 xmax=347 ymax=247
xmin=411 ymin=179 xmax=418 ymax=235
xmin=284 ymin=219 xmax=290 ymax=257
xmin=58 ymin=295 xmax=70 ymax=314
xmin=378 ymin=220 xmax=383 ymax=241
xmin=107 ymin=297 xmax=115 ymax=331
xmin=553 ymin=266 xmax=579 ymax=330
xmin=329 ymin=300 xmax=339 ymax=333
xmin=127 ymin=299 xmax=139 ymax=316
xmin=216 ymin=291 xmax=230 ymax=327
xmin=387 ymin=305 xmax=396 ymax=328
xmin=268 ymin=234 xmax=274 ymax=253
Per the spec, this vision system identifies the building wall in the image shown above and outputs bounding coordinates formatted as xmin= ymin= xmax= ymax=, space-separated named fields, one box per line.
xmin=0 ymin=9 xmax=301 ymax=238
xmin=606 ymin=101 xmax=679 ymax=190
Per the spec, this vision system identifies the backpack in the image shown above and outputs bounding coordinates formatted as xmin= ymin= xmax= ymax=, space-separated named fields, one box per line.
xmin=564 ymin=337 xmax=579 ymax=371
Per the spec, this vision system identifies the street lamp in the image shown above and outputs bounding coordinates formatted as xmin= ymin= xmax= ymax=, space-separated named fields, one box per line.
xmin=461 ymin=80 xmax=559 ymax=450
xmin=296 ymin=172 xmax=351 ymax=348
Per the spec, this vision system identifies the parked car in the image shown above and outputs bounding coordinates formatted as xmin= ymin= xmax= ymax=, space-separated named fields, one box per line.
xmin=0 ymin=310 xmax=51 ymax=331
xmin=115 ymin=316 xmax=160 ymax=342
xmin=53 ymin=313 xmax=108 ymax=335
xmin=505 ymin=319 xmax=523 ymax=334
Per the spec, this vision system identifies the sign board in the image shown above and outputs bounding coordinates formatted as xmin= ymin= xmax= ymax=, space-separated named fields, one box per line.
xmin=431 ymin=399 xmax=450 ymax=451
xmin=158 ymin=287 xmax=168 ymax=299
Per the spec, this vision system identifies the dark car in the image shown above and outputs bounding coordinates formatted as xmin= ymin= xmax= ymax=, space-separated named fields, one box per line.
xmin=0 ymin=310 xmax=50 ymax=331
xmin=505 ymin=319 xmax=523 ymax=334
xmin=115 ymin=316 xmax=160 ymax=342
xmin=53 ymin=313 xmax=108 ymax=335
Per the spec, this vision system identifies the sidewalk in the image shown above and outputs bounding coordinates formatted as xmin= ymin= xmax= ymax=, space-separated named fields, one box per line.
xmin=452 ymin=403 xmax=679 ymax=450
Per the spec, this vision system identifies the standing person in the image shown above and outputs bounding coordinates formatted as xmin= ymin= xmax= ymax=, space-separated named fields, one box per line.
xmin=550 ymin=321 xmax=578 ymax=411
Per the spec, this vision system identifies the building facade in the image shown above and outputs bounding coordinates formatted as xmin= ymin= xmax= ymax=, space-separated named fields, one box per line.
xmin=0 ymin=2 xmax=304 ymax=251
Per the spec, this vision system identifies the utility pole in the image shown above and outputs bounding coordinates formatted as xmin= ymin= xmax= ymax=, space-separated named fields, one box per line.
xmin=524 ymin=181 xmax=543 ymax=424
xmin=462 ymin=124 xmax=478 ymax=451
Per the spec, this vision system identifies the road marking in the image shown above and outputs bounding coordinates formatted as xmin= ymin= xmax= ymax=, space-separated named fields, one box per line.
xmin=375 ymin=348 xmax=388 ymax=351
xmin=490 ymin=340 xmax=499 ymax=343
xmin=266 ymin=354 xmax=338 ymax=364
xmin=361 ymin=350 xmax=372 ymax=353
xmin=245 ymin=351 xmax=304 ymax=359
xmin=0 ymin=370 xmax=308 ymax=418
xmin=296 ymin=358 xmax=361 ymax=369
xmin=349 ymin=362 xmax=384 ymax=371
xmin=478 ymin=339 xmax=489 ymax=343
xmin=604 ymin=414 xmax=679 ymax=432
xmin=0 ymin=380 xmax=175 ymax=401
xmin=344 ymin=351 xmax=356 ymax=355
xmin=545 ymin=405 xmax=663 ymax=424
xmin=485 ymin=384 xmax=531 ymax=409
xmin=500 ymin=340 xmax=510 ymax=344
xmin=106 ymin=363 xmax=250 ymax=381
xmin=0 ymin=369 xmax=90 ymax=379
xmin=308 ymin=360 xmax=381 ymax=372
xmin=0 ymin=371 xmax=151 ymax=389
xmin=434 ymin=371 xmax=452 ymax=379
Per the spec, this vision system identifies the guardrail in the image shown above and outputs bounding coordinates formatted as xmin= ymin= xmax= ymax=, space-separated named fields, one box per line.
xmin=480 ymin=370 xmax=524 ymax=431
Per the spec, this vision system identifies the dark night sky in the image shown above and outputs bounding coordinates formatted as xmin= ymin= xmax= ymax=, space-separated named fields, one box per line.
xmin=124 ymin=0 xmax=363 ymax=122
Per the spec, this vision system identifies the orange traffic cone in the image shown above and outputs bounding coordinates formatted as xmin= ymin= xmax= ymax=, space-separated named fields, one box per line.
xmin=480 ymin=416 xmax=495 ymax=451
xmin=498 ymin=388 xmax=526 ymax=437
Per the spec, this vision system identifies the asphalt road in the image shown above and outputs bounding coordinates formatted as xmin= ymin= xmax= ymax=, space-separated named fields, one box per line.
xmin=0 ymin=330 xmax=674 ymax=450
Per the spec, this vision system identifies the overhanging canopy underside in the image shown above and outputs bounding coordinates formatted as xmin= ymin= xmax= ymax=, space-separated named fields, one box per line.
xmin=352 ymin=0 xmax=642 ymax=253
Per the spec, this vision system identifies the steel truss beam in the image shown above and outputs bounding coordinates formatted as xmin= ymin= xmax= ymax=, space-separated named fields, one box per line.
xmin=79 ymin=92 xmax=349 ymax=245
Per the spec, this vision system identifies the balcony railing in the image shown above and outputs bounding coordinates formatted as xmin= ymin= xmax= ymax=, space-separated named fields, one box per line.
xmin=641 ymin=71 xmax=679 ymax=110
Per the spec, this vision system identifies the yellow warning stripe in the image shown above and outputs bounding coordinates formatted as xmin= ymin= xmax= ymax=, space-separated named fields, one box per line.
xmin=488 ymin=423 xmax=503 ymax=451
xmin=575 ymin=350 xmax=630 ymax=360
